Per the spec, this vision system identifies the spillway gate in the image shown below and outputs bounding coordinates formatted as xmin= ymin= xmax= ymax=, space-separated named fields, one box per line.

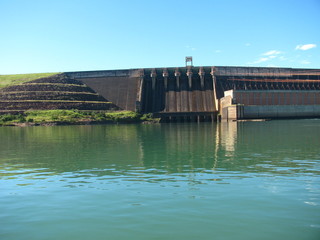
xmin=137 ymin=67 xmax=218 ymax=122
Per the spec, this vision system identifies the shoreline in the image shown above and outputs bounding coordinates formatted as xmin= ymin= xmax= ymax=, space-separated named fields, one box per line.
xmin=1 ymin=118 xmax=161 ymax=127
xmin=2 ymin=120 xmax=159 ymax=127
xmin=0 ymin=110 xmax=160 ymax=127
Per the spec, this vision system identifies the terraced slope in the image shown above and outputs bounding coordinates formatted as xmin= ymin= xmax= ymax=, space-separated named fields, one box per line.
xmin=0 ymin=74 xmax=118 ymax=112
xmin=0 ymin=72 xmax=59 ymax=89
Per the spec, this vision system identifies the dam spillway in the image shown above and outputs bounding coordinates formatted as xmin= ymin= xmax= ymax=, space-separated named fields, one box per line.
xmin=138 ymin=67 xmax=218 ymax=122
xmin=65 ymin=66 xmax=320 ymax=121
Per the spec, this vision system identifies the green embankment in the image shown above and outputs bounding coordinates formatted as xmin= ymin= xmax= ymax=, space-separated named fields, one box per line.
xmin=0 ymin=72 xmax=60 ymax=89
xmin=0 ymin=73 xmax=116 ymax=111
xmin=0 ymin=110 xmax=157 ymax=126
xmin=0 ymin=73 xmax=158 ymax=125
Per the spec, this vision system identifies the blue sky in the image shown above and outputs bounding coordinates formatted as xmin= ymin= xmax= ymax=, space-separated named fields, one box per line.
xmin=0 ymin=0 xmax=319 ymax=74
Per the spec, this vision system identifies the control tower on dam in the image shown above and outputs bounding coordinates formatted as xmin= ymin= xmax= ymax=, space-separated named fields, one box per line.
xmin=66 ymin=66 xmax=320 ymax=121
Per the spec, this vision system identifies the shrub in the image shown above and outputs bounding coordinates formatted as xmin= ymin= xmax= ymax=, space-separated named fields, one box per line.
xmin=140 ymin=113 xmax=153 ymax=121
xmin=105 ymin=111 xmax=140 ymax=122
xmin=0 ymin=114 xmax=16 ymax=122
xmin=0 ymin=110 xmax=159 ymax=125
xmin=0 ymin=114 xmax=26 ymax=124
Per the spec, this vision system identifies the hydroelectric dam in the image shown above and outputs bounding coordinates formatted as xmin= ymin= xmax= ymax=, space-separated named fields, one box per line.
xmin=65 ymin=66 xmax=320 ymax=122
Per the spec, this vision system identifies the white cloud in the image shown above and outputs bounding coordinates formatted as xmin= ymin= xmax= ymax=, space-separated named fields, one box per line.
xmin=258 ymin=57 xmax=270 ymax=62
xmin=251 ymin=51 xmax=281 ymax=64
xmin=185 ymin=45 xmax=196 ymax=51
xmin=263 ymin=50 xmax=281 ymax=56
xmin=267 ymin=64 xmax=278 ymax=67
xmin=248 ymin=49 xmax=290 ymax=65
xmin=295 ymin=44 xmax=317 ymax=50
xmin=300 ymin=60 xmax=311 ymax=64
xmin=245 ymin=43 xmax=251 ymax=47
xmin=251 ymin=57 xmax=269 ymax=64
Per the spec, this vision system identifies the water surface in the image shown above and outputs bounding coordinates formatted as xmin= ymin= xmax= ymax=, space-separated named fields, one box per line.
xmin=1 ymin=120 xmax=320 ymax=240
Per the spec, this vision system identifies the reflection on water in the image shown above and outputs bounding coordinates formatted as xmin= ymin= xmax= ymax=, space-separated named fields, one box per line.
xmin=2 ymin=120 xmax=319 ymax=177
xmin=1 ymin=120 xmax=320 ymax=240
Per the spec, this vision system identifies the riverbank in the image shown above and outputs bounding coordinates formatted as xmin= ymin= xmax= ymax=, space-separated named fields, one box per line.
xmin=0 ymin=110 xmax=159 ymax=126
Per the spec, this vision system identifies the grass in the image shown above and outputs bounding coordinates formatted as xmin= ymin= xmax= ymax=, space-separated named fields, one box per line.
xmin=0 ymin=72 xmax=60 ymax=89
xmin=104 ymin=111 xmax=141 ymax=122
xmin=0 ymin=114 xmax=26 ymax=125
xmin=0 ymin=100 xmax=112 ymax=103
xmin=0 ymin=110 xmax=159 ymax=126
xmin=25 ymin=110 xmax=90 ymax=123
xmin=1 ymin=91 xmax=99 ymax=95
xmin=13 ymin=83 xmax=87 ymax=87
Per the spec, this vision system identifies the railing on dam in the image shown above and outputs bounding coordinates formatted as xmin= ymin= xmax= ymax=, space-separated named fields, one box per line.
xmin=214 ymin=67 xmax=320 ymax=99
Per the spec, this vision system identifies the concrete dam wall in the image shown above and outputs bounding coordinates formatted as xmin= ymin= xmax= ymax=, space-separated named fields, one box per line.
xmin=66 ymin=67 xmax=219 ymax=121
xmin=66 ymin=69 xmax=141 ymax=111
xmin=65 ymin=66 xmax=320 ymax=121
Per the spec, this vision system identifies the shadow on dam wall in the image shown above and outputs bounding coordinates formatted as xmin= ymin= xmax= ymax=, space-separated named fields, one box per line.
xmin=66 ymin=70 xmax=141 ymax=111
xmin=66 ymin=67 xmax=218 ymax=121
xmin=140 ymin=67 xmax=217 ymax=121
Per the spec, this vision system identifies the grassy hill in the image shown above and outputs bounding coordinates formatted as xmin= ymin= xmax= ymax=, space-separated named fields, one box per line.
xmin=0 ymin=72 xmax=159 ymax=125
xmin=0 ymin=72 xmax=60 ymax=89
xmin=0 ymin=73 xmax=118 ymax=112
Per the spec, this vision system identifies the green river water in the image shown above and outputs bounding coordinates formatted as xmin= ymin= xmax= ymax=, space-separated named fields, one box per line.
xmin=0 ymin=120 xmax=320 ymax=240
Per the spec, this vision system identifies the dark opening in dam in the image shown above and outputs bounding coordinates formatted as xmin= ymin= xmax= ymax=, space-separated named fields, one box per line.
xmin=139 ymin=67 xmax=217 ymax=122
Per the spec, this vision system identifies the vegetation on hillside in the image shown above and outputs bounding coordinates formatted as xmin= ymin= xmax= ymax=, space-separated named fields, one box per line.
xmin=0 ymin=74 xmax=159 ymax=126
xmin=0 ymin=110 xmax=159 ymax=126
xmin=0 ymin=72 xmax=60 ymax=89
xmin=0 ymin=73 xmax=117 ymax=111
